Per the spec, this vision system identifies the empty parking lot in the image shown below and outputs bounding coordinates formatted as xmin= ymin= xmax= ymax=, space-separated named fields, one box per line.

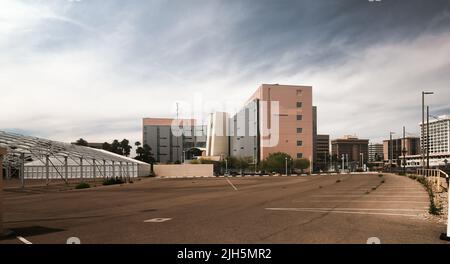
xmin=1 ymin=173 xmax=447 ymax=244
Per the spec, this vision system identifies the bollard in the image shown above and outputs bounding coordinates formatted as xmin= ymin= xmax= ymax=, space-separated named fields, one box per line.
xmin=0 ymin=147 xmax=6 ymax=236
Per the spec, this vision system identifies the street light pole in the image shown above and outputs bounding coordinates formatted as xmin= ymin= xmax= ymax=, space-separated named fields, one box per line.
xmin=225 ymin=157 xmax=228 ymax=176
xmin=360 ymin=153 xmax=364 ymax=170
xmin=427 ymin=106 xmax=430 ymax=169
xmin=422 ymin=91 xmax=434 ymax=169
xmin=345 ymin=154 xmax=349 ymax=171
xmin=390 ymin=132 xmax=395 ymax=172
xmin=285 ymin=157 xmax=288 ymax=176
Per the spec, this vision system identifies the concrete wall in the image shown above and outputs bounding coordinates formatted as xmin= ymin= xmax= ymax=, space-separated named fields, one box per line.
xmin=0 ymin=147 xmax=6 ymax=235
xmin=138 ymin=163 xmax=152 ymax=177
xmin=153 ymin=164 xmax=214 ymax=177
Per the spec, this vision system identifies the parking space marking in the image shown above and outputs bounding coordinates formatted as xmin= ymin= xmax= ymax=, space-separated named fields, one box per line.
xmin=267 ymin=207 xmax=427 ymax=211
xmin=265 ymin=208 xmax=422 ymax=217
xmin=311 ymin=195 xmax=426 ymax=198
xmin=226 ymin=178 xmax=238 ymax=191
xmin=17 ymin=236 xmax=33 ymax=244
xmin=293 ymin=200 xmax=429 ymax=203
xmin=144 ymin=218 xmax=172 ymax=223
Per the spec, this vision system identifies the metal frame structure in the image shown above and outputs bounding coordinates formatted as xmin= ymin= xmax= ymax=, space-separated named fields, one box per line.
xmin=0 ymin=131 xmax=144 ymax=186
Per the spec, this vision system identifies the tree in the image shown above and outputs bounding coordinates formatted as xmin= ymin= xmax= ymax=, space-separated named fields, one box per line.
xmin=134 ymin=144 xmax=154 ymax=164
xmin=260 ymin=152 xmax=292 ymax=173
xmin=109 ymin=139 xmax=120 ymax=154
xmin=135 ymin=141 xmax=141 ymax=149
xmin=293 ymin=158 xmax=310 ymax=174
xmin=120 ymin=139 xmax=132 ymax=157
xmin=75 ymin=138 xmax=88 ymax=146
xmin=102 ymin=142 xmax=111 ymax=151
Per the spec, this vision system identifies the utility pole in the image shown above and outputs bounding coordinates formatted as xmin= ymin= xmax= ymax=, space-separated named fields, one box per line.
xmin=427 ymin=106 xmax=430 ymax=169
xmin=389 ymin=132 xmax=395 ymax=172
xmin=341 ymin=154 xmax=344 ymax=171
xmin=360 ymin=153 xmax=364 ymax=170
xmin=402 ymin=126 xmax=407 ymax=175
xmin=285 ymin=157 xmax=288 ymax=176
xmin=345 ymin=154 xmax=349 ymax=172
xmin=422 ymin=91 xmax=434 ymax=169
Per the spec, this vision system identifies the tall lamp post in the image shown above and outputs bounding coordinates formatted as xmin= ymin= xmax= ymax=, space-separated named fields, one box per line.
xmin=389 ymin=132 xmax=395 ymax=172
xmin=285 ymin=157 xmax=288 ymax=176
xmin=360 ymin=153 xmax=364 ymax=170
xmin=422 ymin=91 xmax=434 ymax=169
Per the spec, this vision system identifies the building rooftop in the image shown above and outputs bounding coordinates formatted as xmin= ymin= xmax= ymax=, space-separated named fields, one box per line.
xmin=143 ymin=118 xmax=197 ymax=126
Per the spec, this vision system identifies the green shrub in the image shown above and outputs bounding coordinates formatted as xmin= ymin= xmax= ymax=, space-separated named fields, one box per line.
xmin=411 ymin=176 xmax=443 ymax=215
xmin=75 ymin=182 xmax=90 ymax=189
xmin=103 ymin=177 xmax=125 ymax=186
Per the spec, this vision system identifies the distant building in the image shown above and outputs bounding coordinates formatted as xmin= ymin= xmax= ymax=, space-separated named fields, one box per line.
xmin=368 ymin=143 xmax=384 ymax=162
xmin=142 ymin=118 xmax=207 ymax=163
xmin=420 ymin=115 xmax=450 ymax=155
xmin=206 ymin=112 xmax=229 ymax=157
xmin=405 ymin=114 xmax=450 ymax=168
xmin=207 ymin=84 xmax=315 ymax=166
xmin=383 ymin=137 xmax=420 ymax=164
xmin=331 ymin=135 xmax=369 ymax=164
xmin=315 ymin=134 xmax=330 ymax=170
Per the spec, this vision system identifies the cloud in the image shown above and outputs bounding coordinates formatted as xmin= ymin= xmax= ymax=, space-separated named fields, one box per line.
xmin=1 ymin=0 xmax=450 ymax=147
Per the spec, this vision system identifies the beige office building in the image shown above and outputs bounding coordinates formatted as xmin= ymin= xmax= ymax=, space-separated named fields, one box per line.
xmin=207 ymin=84 xmax=314 ymax=166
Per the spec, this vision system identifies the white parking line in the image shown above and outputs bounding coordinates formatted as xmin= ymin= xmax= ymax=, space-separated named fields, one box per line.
xmin=144 ymin=218 xmax=172 ymax=223
xmin=265 ymin=208 xmax=422 ymax=217
xmin=312 ymin=195 xmax=426 ymax=198
xmin=293 ymin=200 xmax=429 ymax=203
xmin=267 ymin=207 xmax=427 ymax=211
xmin=17 ymin=236 xmax=33 ymax=244
xmin=226 ymin=178 xmax=238 ymax=191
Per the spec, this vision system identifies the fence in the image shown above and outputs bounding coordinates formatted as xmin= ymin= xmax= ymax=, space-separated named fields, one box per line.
xmin=24 ymin=163 xmax=139 ymax=180
xmin=416 ymin=168 xmax=449 ymax=192
xmin=415 ymin=168 xmax=450 ymax=239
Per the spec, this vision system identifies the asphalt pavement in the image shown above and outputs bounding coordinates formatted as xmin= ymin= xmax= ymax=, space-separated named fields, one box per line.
xmin=1 ymin=173 xmax=447 ymax=244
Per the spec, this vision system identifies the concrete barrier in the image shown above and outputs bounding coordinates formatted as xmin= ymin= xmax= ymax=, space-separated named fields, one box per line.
xmin=0 ymin=147 xmax=6 ymax=236
xmin=153 ymin=164 xmax=214 ymax=177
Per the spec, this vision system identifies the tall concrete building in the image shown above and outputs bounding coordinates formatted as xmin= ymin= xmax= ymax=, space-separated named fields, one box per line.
xmin=143 ymin=118 xmax=207 ymax=163
xmin=331 ymin=136 xmax=369 ymax=164
xmin=206 ymin=112 xmax=229 ymax=157
xmin=383 ymin=137 xmax=420 ymax=163
xmin=315 ymin=134 xmax=330 ymax=170
xmin=368 ymin=143 xmax=384 ymax=162
xmin=420 ymin=115 xmax=450 ymax=154
xmin=207 ymin=84 xmax=314 ymax=167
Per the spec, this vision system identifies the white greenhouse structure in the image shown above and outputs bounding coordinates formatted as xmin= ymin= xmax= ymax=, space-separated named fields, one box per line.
xmin=0 ymin=131 xmax=151 ymax=184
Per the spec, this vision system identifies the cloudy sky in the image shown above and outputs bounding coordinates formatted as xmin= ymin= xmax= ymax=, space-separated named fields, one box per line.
xmin=1 ymin=0 xmax=450 ymax=147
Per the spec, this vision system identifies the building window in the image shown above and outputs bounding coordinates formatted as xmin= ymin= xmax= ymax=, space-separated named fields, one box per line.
xmin=296 ymin=115 xmax=302 ymax=121
xmin=297 ymin=128 xmax=303 ymax=133
xmin=296 ymin=102 xmax=302 ymax=108
xmin=297 ymin=140 xmax=303 ymax=146
xmin=297 ymin=153 xmax=303 ymax=158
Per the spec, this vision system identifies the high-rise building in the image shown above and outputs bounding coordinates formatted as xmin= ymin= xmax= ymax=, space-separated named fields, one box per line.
xmin=331 ymin=136 xmax=369 ymax=164
xmin=368 ymin=143 xmax=384 ymax=162
xmin=420 ymin=115 xmax=450 ymax=154
xmin=315 ymin=134 xmax=330 ymax=170
xmin=142 ymin=118 xmax=207 ymax=163
xmin=206 ymin=112 xmax=229 ymax=157
xmin=207 ymin=84 xmax=314 ymax=167
xmin=383 ymin=137 xmax=420 ymax=163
